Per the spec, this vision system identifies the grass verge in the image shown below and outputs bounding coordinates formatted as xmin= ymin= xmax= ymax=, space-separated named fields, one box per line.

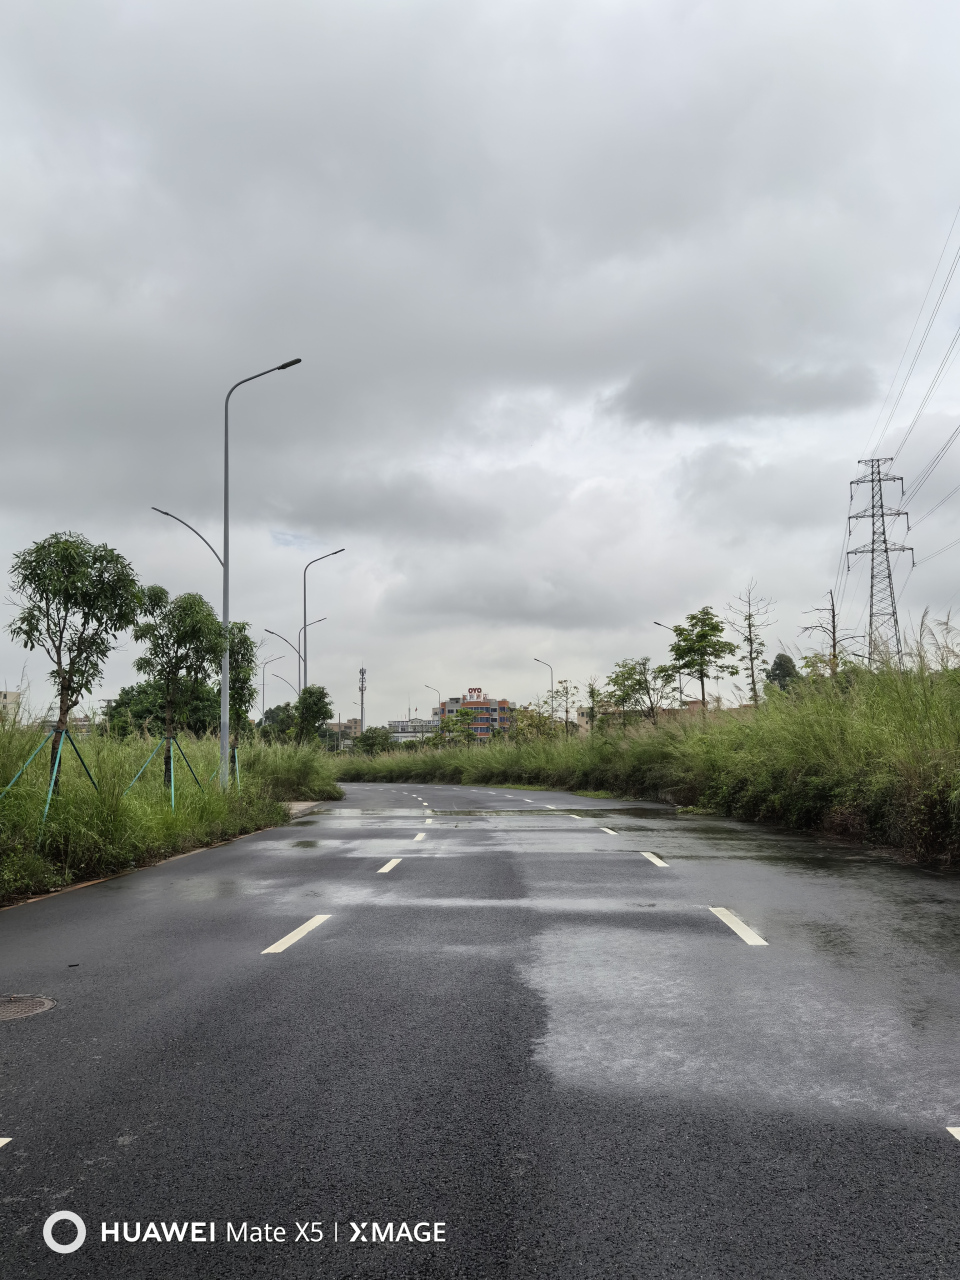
xmin=338 ymin=664 xmax=960 ymax=866
xmin=0 ymin=727 xmax=343 ymax=904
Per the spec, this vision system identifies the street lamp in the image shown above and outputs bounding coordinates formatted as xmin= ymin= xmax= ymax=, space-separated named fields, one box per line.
xmin=261 ymin=655 xmax=281 ymax=723
xmin=425 ymin=684 xmax=441 ymax=736
xmin=151 ymin=508 xmax=223 ymax=567
xmin=299 ymin=618 xmax=326 ymax=686
xmin=273 ymin=672 xmax=299 ymax=698
xmin=303 ymin=549 xmax=344 ymax=689
xmin=534 ymin=658 xmax=554 ymax=720
xmin=264 ymin=619 xmax=325 ymax=693
xmin=221 ymin=358 xmax=301 ymax=787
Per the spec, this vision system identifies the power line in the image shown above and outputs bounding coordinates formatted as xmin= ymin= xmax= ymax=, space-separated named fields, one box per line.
xmin=891 ymin=323 xmax=960 ymax=462
xmin=870 ymin=199 xmax=960 ymax=456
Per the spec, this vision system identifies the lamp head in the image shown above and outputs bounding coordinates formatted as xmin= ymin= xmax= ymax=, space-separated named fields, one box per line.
xmin=278 ymin=358 xmax=302 ymax=370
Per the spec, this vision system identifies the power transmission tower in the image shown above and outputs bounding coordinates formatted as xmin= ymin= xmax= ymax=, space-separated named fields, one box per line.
xmin=358 ymin=666 xmax=367 ymax=733
xmin=846 ymin=458 xmax=914 ymax=665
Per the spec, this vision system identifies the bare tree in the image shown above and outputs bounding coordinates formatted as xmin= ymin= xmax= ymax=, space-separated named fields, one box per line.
xmin=726 ymin=581 xmax=775 ymax=706
xmin=799 ymin=590 xmax=863 ymax=675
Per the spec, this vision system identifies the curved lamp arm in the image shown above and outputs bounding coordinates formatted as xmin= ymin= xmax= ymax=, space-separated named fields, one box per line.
xmin=151 ymin=507 xmax=224 ymax=568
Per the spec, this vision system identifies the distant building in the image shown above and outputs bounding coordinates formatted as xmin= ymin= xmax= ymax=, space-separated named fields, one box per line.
xmin=435 ymin=690 xmax=516 ymax=742
xmin=388 ymin=717 xmax=439 ymax=743
xmin=0 ymin=690 xmax=20 ymax=722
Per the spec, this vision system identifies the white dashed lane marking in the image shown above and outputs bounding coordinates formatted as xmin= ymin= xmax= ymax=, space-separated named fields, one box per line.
xmin=378 ymin=859 xmax=402 ymax=874
xmin=414 ymin=832 xmax=426 ymax=841
xmin=425 ymin=818 xmax=433 ymax=824
xmin=262 ymin=915 xmax=331 ymax=954
xmin=0 ymin=1139 xmax=10 ymax=1150
xmin=948 ymin=1127 xmax=960 ymax=1141
xmin=601 ymin=827 xmax=617 ymax=835
xmin=639 ymin=850 xmax=669 ymax=867
xmin=709 ymin=907 xmax=768 ymax=946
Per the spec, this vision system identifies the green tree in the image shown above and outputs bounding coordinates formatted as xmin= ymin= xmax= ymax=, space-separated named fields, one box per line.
xmin=726 ymin=580 xmax=775 ymax=706
xmin=7 ymin=532 xmax=140 ymax=785
xmin=107 ymin=679 xmax=220 ymax=738
xmin=222 ymin=621 xmax=258 ymax=743
xmin=133 ymin=586 xmax=224 ymax=783
xmin=766 ymin=652 xmax=800 ymax=690
xmin=260 ymin=702 xmax=297 ymax=741
xmin=511 ymin=697 xmax=562 ymax=742
xmin=447 ymin=706 xmax=480 ymax=746
xmin=668 ymin=607 xmax=739 ymax=709
xmin=606 ymin=658 xmax=671 ymax=726
xmin=354 ymin=725 xmax=394 ymax=754
xmin=295 ymin=684 xmax=333 ymax=743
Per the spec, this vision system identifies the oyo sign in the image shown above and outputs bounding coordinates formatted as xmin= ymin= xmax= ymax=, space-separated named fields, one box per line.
xmin=467 ymin=687 xmax=482 ymax=698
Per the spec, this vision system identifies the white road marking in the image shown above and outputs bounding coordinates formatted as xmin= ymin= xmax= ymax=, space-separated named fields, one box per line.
xmin=709 ymin=907 xmax=768 ymax=946
xmin=262 ymin=915 xmax=331 ymax=954
xmin=545 ymin=804 xmax=556 ymax=808
xmin=378 ymin=859 xmax=402 ymax=873
xmin=414 ymin=832 xmax=426 ymax=841
xmin=0 ymin=1138 xmax=11 ymax=1149
xmin=524 ymin=799 xmax=534 ymax=803
xmin=422 ymin=803 xmax=429 ymax=806
xmin=425 ymin=818 xmax=433 ymax=824
xmin=569 ymin=814 xmax=582 ymax=819
xmin=601 ymin=827 xmax=617 ymax=835
xmin=948 ymin=1127 xmax=960 ymax=1142
xmin=639 ymin=850 xmax=669 ymax=866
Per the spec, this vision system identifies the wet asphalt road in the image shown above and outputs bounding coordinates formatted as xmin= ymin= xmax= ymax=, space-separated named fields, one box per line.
xmin=1 ymin=781 xmax=960 ymax=1278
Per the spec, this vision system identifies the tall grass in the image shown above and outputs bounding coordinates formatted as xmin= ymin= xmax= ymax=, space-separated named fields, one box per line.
xmin=0 ymin=724 xmax=343 ymax=902
xmin=338 ymin=662 xmax=960 ymax=865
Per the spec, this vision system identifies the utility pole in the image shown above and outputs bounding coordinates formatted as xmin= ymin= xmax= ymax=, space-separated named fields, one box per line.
xmin=847 ymin=458 xmax=914 ymax=666
xmin=358 ymin=667 xmax=367 ymax=733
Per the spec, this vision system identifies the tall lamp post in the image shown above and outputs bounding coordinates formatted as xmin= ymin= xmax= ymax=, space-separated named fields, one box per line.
xmin=221 ymin=358 xmax=301 ymax=787
xmin=425 ymin=684 xmax=441 ymax=737
xmin=303 ymin=549 xmax=344 ymax=689
xmin=534 ymin=658 xmax=554 ymax=722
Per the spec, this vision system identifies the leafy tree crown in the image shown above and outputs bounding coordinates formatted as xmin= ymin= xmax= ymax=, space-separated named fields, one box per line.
xmin=7 ymin=531 xmax=140 ymax=712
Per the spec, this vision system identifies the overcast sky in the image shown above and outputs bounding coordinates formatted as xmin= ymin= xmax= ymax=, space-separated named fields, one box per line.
xmin=3 ymin=0 xmax=960 ymax=723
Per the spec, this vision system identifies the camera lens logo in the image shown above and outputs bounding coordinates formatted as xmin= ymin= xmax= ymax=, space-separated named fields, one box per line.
xmin=43 ymin=1211 xmax=87 ymax=1254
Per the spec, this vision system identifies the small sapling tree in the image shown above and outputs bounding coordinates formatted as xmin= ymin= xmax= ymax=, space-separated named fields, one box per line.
xmin=555 ymin=678 xmax=579 ymax=735
xmin=132 ymin=586 xmax=224 ymax=783
xmin=7 ymin=532 xmax=140 ymax=786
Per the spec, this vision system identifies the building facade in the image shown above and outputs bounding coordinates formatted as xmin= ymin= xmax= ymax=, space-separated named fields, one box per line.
xmin=435 ymin=690 xmax=516 ymax=742
xmin=1 ymin=690 xmax=20 ymax=722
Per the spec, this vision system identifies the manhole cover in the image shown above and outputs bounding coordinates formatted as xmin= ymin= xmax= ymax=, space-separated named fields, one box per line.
xmin=0 ymin=995 xmax=57 ymax=1022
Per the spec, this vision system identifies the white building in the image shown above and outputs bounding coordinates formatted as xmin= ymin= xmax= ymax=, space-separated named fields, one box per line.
xmin=1 ymin=690 xmax=20 ymax=722
xmin=388 ymin=717 xmax=439 ymax=743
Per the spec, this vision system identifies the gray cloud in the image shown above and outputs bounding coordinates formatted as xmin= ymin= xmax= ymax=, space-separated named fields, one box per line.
xmin=0 ymin=0 xmax=959 ymax=720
